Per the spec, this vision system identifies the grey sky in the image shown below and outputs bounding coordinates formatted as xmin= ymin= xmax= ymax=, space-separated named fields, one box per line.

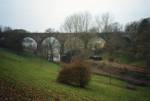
xmin=0 ymin=0 xmax=150 ymax=32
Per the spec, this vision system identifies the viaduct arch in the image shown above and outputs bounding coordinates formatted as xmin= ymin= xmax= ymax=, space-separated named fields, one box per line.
xmin=0 ymin=32 xmax=106 ymax=56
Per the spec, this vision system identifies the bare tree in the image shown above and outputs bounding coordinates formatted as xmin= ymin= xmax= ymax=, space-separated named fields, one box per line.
xmin=3 ymin=26 xmax=12 ymax=32
xmin=64 ymin=37 xmax=84 ymax=52
xmin=95 ymin=13 xmax=114 ymax=32
xmin=89 ymin=27 xmax=99 ymax=33
xmin=42 ymin=37 xmax=60 ymax=61
xmin=61 ymin=16 xmax=74 ymax=32
xmin=61 ymin=12 xmax=92 ymax=33
xmin=111 ymin=22 xmax=122 ymax=32
xmin=45 ymin=28 xmax=55 ymax=33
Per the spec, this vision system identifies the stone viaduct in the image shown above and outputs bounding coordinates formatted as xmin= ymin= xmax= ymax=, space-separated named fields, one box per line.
xmin=22 ymin=32 xmax=106 ymax=55
xmin=0 ymin=31 xmax=130 ymax=57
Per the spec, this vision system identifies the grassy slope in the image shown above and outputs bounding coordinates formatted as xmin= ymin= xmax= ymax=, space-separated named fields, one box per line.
xmin=0 ymin=48 xmax=150 ymax=101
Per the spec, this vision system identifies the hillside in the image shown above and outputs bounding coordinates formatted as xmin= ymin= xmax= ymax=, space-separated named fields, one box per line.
xmin=0 ymin=48 xmax=150 ymax=101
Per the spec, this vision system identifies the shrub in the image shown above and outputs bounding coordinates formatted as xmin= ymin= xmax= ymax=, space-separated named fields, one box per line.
xmin=57 ymin=60 xmax=91 ymax=88
xmin=97 ymin=61 xmax=106 ymax=69
xmin=108 ymin=58 xmax=114 ymax=62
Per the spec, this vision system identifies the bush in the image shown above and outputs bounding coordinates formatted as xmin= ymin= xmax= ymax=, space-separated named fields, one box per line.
xmin=97 ymin=61 xmax=106 ymax=69
xmin=108 ymin=58 xmax=114 ymax=62
xmin=57 ymin=60 xmax=91 ymax=88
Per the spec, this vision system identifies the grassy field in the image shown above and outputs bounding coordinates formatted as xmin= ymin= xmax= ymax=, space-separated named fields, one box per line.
xmin=0 ymin=48 xmax=150 ymax=101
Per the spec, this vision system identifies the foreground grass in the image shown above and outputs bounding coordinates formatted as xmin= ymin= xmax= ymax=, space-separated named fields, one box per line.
xmin=0 ymin=48 xmax=150 ymax=101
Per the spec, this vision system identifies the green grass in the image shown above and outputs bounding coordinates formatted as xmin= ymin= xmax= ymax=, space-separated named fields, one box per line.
xmin=0 ymin=48 xmax=150 ymax=101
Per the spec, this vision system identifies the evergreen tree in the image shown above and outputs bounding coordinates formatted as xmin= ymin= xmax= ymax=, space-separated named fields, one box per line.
xmin=136 ymin=18 xmax=150 ymax=67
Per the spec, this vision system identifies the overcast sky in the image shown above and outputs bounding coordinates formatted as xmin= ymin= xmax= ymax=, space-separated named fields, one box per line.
xmin=0 ymin=0 xmax=150 ymax=32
